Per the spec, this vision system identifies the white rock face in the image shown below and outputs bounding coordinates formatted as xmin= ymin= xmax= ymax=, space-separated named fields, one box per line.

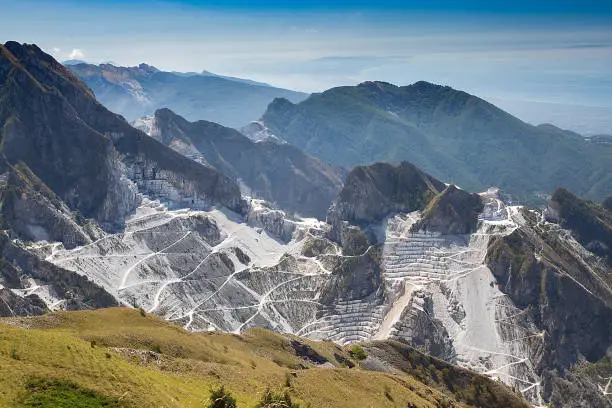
xmin=132 ymin=116 xmax=155 ymax=136
xmin=374 ymin=192 xmax=544 ymax=406
xmin=10 ymin=277 xmax=66 ymax=311
xmin=239 ymin=121 xmax=286 ymax=144
xmin=47 ymin=197 xmax=334 ymax=333
xmin=44 ymin=190 xmax=548 ymax=404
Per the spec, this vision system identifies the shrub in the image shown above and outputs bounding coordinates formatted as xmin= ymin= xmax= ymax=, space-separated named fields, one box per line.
xmin=21 ymin=378 xmax=124 ymax=407
xmin=205 ymin=385 xmax=237 ymax=408
xmin=383 ymin=385 xmax=393 ymax=401
xmin=349 ymin=345 xmax=367 ymax=361
xmin=284 ymin=372 xmax=293 ymax=388
xmin=255 ymin=388 xmax=300 ymax=408
xmin=10 ymin=345 xmax=20 ymax=360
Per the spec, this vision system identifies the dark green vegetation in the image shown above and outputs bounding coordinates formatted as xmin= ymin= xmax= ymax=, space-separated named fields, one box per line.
xmin=151 ymin=109 xmax=345 ymax=219
xmin=20 ymin=378 xmax=124 ymax=408
xmin=263 ymin=81 xmax=612 ymax=202
xmin=0 ymin=308 xmax=530 ymax=408
xmin=349 ymin=345 xmax=367 ymax=361
xmin=550 ymin=187 xmax=612 ymax=265
xmin=206 ymin=386 xmax=237 ymax=408
xmin=254 ymin=389 xmax=300 ymax=408
xmin=67 ymin=63 xmax=307 ymax=128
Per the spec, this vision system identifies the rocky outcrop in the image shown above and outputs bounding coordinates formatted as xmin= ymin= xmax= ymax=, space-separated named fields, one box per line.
xmin=388 ymin=289 xmax=455 ymax=360
xmin=0 ymin=286 xmax=47 ymax=317
xmin=239 ymin=121 xmax=285 ymax=143
xmin=411 ymin=185 xmax=483 ymax=235
xmin=327 ymin=161 xmax=445 ymax=246
xmin=246 ymin=201 xmax=297 ymax=242
xmin=0 ymin=160 xmax=97 ymax=249
xmin=329 ymin=162 xmax=445 ymax=226
xmin=0 ymin=232 xmax=118 ymax=316
xmin=550 ymin=187 xmax=612 ymax=265
xmin=486 ymin=207 xmax=612 ymax=403
xmin=320 ymin=246 xmax=383 ymax=304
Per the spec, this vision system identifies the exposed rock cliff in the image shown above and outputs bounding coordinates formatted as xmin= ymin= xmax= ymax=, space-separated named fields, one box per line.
xmin=327 ymin=161 xmax=445 ymax=246
xmin=0 ymin=232 xmax=118 ymax=317
xmin=411 ymin=185 xmax=484 ymax=235
xmin=549 ymin=187 xmax=612 ymax=265
xmin=486 ymin=206 xmax=612 ymax=405
xmin=0 ymin=41 xmax=246 ymax=230
xmin=0 ymin=159 xmax=98 ymax=249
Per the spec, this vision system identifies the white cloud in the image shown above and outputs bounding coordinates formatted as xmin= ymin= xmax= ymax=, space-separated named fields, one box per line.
xmin=52 ymin=47 xmax=61 ymax=54
xmin=68 ymin=48 xmax=85 ymax=59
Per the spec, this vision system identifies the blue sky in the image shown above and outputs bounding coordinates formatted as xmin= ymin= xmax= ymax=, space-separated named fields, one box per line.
xmin=1 ymin=0 xmax=612 ymax=126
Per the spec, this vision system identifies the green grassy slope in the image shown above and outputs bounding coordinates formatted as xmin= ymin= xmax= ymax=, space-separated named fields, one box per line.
xmin=0 ymin=308 xmax=529 ymax=408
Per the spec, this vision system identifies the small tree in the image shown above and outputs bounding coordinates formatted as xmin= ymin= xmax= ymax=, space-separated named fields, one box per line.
xmin=349 ymin=345 xmax=367 ymax=361
xmin=205 ymin=385 xmax=237 ymax=408
xmin=255 ymin=388 xmax=300 ymax=408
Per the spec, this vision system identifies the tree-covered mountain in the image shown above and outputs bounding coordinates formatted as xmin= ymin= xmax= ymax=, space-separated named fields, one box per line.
xmin=143 ymin=108 xmax=345 ymax=219
xmin=67 ymin=62 xmax=308 ymax=128
xmin=262 ymin=80 xmax=612 ymax=202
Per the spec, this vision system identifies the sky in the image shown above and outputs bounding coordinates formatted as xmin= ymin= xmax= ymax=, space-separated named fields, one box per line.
xmin=1 ymin=0 xmax=612 ymax=130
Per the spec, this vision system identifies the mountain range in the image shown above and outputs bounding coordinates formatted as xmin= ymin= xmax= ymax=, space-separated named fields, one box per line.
xmin=66 ymin=62 xmax=308 ymax=128
xmin=0 ymin=41 xmax=611 ymax=408
xmin=134 ymin=108 xmax=345 ymax=219
xmin=262 ymin=81 xmax=612 ymax=203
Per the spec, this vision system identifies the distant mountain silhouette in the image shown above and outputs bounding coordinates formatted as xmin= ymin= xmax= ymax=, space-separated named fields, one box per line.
xmin=67 ymin=62 xmax=308 ymax=127
xmin=262 ymin=81 xmax=612 ymax=202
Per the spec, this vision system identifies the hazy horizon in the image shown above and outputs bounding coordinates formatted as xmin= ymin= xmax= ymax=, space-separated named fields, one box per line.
xmin=2 ymin=0 xmax=611 ymax=133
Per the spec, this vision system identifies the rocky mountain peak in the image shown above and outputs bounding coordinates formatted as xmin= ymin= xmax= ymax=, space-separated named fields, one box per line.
xmin=326 ymin=161 xmax=445 ymax=248
xmin=410 ymin=184 xmax=484 ymax=234
xmin=329 ymin=161 xmax=445 ymax=226
xmin=137 ymin=62 xmax=159 ymax=73
xmin=0 ymin=41 xmax=247 ymax=234
xmin=357 ymin=80 xmax=398 ymax=91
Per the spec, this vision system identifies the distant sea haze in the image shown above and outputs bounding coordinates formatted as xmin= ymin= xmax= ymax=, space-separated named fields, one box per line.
xmin=488 ymin=98 xmax=612 ymax=136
